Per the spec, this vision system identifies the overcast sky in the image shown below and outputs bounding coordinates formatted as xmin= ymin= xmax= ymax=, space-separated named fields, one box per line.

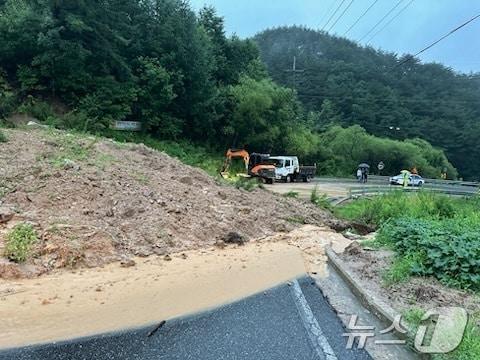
xmin=189 ymin=0 xmax=480 ymax=74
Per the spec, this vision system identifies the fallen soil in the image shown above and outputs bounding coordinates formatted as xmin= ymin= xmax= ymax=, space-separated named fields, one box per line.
xmin=0 ymin=225 xmax=352 ymax=349
xmin=0 ymin=128 xmax=346 ymax=279
xmin=338 ymin=242 xmax=480 ymax=316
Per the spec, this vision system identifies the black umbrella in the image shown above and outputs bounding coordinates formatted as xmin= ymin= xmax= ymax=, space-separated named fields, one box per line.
xmin=358 ymin=163 xmax=370 ymax=169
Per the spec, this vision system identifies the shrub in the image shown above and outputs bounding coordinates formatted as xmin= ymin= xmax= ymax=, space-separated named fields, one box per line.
xmin=233 ymin=177 xmax=259 ymax=192
xmin=310 ymin=186 xmax=332 ymax=210
xmin=5 ymin=223 xmax=38 ymax=263
xmin=378 ymin=218 xmax=480 ymax=291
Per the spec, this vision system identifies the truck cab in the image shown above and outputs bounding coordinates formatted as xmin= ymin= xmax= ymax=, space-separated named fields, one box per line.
xmin=270 ymin=156 xmax=300 ymax=182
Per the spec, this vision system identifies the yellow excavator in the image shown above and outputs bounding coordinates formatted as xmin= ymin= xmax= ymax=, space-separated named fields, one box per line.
xmin=221 ymin=149 xmax=276 ymax=184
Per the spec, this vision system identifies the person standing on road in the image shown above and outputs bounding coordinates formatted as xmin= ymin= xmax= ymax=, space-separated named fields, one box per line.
xmin=403 ymin=172 xmax=409 ymax=188
xmin=357 ymin=168 xmax=362 ymax=182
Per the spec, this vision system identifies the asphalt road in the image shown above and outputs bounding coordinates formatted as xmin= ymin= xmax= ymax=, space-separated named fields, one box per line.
xmin=1 ymin=277 xmax=372 ymax=360
xmin=266 ymin=177 xmax=478 ymax=201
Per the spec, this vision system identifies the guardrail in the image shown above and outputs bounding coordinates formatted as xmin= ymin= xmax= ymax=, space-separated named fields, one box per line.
xmin=348 ymin=185 xmax=478 ymax=198
xmin=315 ymin=176 xmax=479 ymax=188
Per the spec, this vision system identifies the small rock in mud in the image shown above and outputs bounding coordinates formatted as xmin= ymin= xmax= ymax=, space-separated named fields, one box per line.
xmin=120 ymin=258 xmax=136 ymax=268
xmin=344 ymin=241 xmax=362 ymax=256
xmin=214 ymin=241 xmax=226 ymax=249
xmin=218 ymin=191 xmax=228 ymax=200
xmin=122 ymin=208 xmax=136 ymax=218
xmin=164 ymin=255 xmax=172 ymax=262
xmin=0 ymin=207 xmax=14 ymax=224
xmin=223 ymin=232 xmax=248 ymax=246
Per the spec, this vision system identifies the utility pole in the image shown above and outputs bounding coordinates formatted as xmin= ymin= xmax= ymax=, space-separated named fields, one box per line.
xmin=285 ymin=56 xmax=304 ymax=91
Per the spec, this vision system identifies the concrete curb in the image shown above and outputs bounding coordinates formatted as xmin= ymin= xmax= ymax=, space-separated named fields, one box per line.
xmin=325 ymin=247 xmax=402 ymax=335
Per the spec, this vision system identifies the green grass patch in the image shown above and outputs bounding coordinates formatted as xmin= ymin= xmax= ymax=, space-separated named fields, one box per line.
xmin=382 ymin=253 xmax=425 ymax=286
xmin=42 ymin=129 xmax=97 ymax=167
xmin=232 ymin=177 xmax=262 ymax=192
xmin=0 ymin=129 xmax=7 ymax=142
xmin=283 ymin=191 xmax=299 ymax=199
xmin=402 ymin=308 xmax=427 ymax=328
xmin=4 ymin=223 xmax=38 ymax=263
xmin=335 ymin=191 xmax=477 ymax=226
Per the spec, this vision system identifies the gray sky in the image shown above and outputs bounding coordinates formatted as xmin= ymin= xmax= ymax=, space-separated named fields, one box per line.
xmin=189 ymin=0 xmax=480 ymax=74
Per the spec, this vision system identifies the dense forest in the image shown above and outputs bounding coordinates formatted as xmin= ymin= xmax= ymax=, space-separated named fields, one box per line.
xmin=0 ymin=0 xmax=463 ymax=179
xmin=255 ymin=27 xmax=480 ymax=180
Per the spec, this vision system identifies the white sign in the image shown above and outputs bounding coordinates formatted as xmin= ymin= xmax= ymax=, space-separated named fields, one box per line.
xmin=112 ymin=121 xmax=142 ymax=131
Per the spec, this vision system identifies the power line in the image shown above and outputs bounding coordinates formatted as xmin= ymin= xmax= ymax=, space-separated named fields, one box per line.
xmin=296 ymin=92 xmax=480 ymax=105
xmin=396 ymin=13 xmax=480 ymax=68
xmin=344 ymin=0 xmax=380 ymax=36
xmin=358 ymin=0 xmax=405 ymax=42
xmin=327 ymin=0 xmax=355 ymax=33
xmin=319 ymin=0 xmax=339 ymax=29
xmin=321 ymin=0 xmax=347 ymax=31
xmin=366 ymin=0 xmax=415 ymax=44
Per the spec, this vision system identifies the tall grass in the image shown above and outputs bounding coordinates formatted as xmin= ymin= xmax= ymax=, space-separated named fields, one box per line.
xmin=336 ymin=191 xmax=480 ymax=226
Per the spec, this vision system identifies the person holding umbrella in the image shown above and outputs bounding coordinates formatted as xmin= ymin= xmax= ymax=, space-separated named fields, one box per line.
xmin=358 ymin=163 xmax=370 ymax=183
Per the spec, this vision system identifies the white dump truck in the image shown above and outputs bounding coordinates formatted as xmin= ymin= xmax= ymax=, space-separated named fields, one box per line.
xmin=268 ymin=156 xmax=316 ymax=183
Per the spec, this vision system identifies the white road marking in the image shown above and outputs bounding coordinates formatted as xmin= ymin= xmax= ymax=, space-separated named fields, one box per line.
xmin=291 ymin=280 xmax=338 ymax=360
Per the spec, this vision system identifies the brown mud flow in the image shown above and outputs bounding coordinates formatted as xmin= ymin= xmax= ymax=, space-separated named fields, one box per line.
xmin=0 ymin=225 xmax=352 ymax=349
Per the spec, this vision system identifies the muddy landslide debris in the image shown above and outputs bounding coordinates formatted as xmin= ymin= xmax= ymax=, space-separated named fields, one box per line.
xmin=0 ymin=129 xmax=340 ymax=279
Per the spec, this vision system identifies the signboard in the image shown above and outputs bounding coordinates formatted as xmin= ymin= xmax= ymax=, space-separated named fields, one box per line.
xmin=378 ymin=162 xmax=385 ymax=171
xmin=112 ymin=121 xmax=142 ymax=132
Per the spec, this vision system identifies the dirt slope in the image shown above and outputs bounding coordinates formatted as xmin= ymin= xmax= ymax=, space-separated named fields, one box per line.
xmin=0 ymin=128 xmax=339 ymax=278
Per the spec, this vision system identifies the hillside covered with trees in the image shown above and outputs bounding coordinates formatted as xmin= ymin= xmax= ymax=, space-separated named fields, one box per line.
xmin=0 ymin=1 xmax=461 ymax=179
xmin=255 ymin=26 xmax=480 ymax=180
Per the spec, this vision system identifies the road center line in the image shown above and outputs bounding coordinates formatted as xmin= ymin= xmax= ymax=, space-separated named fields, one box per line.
xmin=291 ymin=280 xmax=338 ymax=360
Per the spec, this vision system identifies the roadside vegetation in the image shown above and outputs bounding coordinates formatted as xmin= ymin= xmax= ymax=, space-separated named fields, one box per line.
xmin=338 ymin=192 xmax=480 ymax=358
xmin=0 ymin=129 xmax=6 ymax=142
xmin=310 ymin=186 xmax=332 ymax=211
xmin=337 ymin=192 xmax=480 ymax=290
xmin=4 ymin=223 xmax=38 ymax=263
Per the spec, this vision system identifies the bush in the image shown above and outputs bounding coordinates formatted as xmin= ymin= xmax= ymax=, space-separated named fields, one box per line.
xmin=378 ymin=218 xmax=480 ymax=291
xmin=310 ymin=186 xmax=332 ymax=210
xmin=4 ymin=223 xmax=38 ymax=263
xmin=0 ymin=130 xmax=6 ymax=142
xmin=17 ymin=99 xmax=56 ymax=123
